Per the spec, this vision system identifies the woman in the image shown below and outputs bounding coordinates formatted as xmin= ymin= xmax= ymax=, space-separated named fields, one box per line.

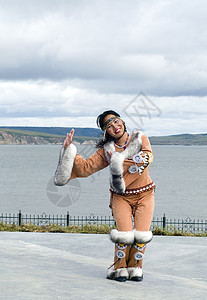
xmin=54 ymin=110 xmax=155 ymax=282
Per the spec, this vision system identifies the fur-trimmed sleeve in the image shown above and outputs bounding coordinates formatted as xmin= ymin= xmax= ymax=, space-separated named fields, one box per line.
xmin=54 ymin=143 xmax=77 ymax=186
xmin=70 ymin=147 xmax=109 ymax=179
xmin=54 ymin=145 xmax=109 ymax=186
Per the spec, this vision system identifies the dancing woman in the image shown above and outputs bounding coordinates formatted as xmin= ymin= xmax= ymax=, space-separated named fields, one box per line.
xmin=54 ymin=110 xmax=155 ymax=282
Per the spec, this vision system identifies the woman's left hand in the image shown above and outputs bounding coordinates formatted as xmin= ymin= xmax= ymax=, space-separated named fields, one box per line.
xmin=106 ymin=150 xmax=112 ymax=161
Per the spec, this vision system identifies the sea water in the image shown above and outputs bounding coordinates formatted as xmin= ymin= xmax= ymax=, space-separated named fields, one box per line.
xmin=0 ymin=144 xmax=206 ymax=220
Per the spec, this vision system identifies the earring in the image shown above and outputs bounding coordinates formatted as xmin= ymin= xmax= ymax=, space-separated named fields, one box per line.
xmin=104 ymin=129 xmax=107 ymax=140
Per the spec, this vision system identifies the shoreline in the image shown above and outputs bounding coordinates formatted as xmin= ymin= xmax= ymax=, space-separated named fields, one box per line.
xmin=1 ymin=128 xmax=207 ymax=145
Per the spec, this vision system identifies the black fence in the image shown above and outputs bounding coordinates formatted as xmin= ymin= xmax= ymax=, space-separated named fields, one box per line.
xmin=0 ymin=211 xmax=206 ymax=234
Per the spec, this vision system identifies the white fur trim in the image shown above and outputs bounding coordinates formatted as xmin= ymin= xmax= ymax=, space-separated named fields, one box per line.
xmin=54 ymin=144 xmax=77 ymax=186
xmin=115 ymin=268 xmax=129 ymax=279
xmin=104 ymin=142 xmax=115 ymax=162
xmin=106 ymin=268 xmax=116 ymax=280
xmin=110 ymin=152 xmax=125 ymax=193
xmin=123 ymin=130 xmax=143 ymax=159
xmin=110 ymin=175 xmax=125 ymax=194
xmin=128 ymin=267 xmax=143 ymax=279
xmin=133 ymin=229 xmax=153 ymax=244
xmin=104 ymin=130 xmax=143 ymax=193
xmin=107 ymin=268 xmax=129 ymax=280
xmin=110 ymin=229 xmax=134 ymax=245
xmin=110 ymin=152 xmax=125 ymax=175
xmin=104 ymin=130 xmax=143 ymax=161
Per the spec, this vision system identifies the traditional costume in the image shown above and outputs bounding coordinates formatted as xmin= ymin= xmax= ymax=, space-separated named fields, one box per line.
xmin=54 ymin=129 xmax=155 ymax=282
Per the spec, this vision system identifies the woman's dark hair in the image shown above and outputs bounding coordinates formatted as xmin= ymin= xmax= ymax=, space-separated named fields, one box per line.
xmin=96 ymin=110 xmax=125 ymax=148
xmin=96 ymin=110 xmax=121 ymax=130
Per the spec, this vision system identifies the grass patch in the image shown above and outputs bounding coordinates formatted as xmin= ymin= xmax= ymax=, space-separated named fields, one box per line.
xmin=0 ymin=223 xmax=206 ymax=236
xmin=152 ymin=226 xmax=207 ymax=237
xmin=0 ymin=223 xmax=115 ymax=234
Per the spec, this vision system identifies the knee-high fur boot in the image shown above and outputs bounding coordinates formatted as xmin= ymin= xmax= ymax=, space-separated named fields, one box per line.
xmin=128 ymin=229 xmax=153 ymax=281
xmin=107 ymin=229 xmax=134 ymax=282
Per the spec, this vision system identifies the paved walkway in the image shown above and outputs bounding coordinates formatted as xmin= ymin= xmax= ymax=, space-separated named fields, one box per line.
xmin=0 ymin=232 xmax=206 ymax=299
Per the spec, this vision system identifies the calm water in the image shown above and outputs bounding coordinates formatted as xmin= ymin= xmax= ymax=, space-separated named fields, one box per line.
xmin=0 ymin=144 xmax=206 ymax=220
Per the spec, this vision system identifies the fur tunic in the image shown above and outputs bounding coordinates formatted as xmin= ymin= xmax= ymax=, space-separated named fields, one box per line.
xmin=54 ymin=130 xmax=153 ymax=193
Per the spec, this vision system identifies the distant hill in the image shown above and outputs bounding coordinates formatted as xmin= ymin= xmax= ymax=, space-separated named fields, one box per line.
xmin=0 ymin=127 xmax=206 ymax=145
xmin=149 ymin=133 xmax=207 ymax=145
xmin=0 ymin=128 xmax=99 ymax=145
xmin=0 ymin=126 xmax=101 ymax=137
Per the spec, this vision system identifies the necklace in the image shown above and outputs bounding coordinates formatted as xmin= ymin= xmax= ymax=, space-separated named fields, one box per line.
xmin=114 ymin=133 xmax=130 ymax=150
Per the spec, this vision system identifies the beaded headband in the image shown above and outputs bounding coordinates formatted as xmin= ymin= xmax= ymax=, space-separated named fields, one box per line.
xmin=103 ymin=116 xmax=120 ymax=130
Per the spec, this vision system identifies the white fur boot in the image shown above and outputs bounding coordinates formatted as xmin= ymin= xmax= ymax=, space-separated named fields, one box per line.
xmin=107 ymin=267 xmax=129 ymax=282
xmin=128 ymin=267 xmax=143 ymax=281
xmin=107 ymin=229 xmax=134 ymax=282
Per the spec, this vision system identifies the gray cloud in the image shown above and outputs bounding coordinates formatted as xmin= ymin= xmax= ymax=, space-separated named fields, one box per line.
xmin=0 ymin=0 xmax=207 ymax=96
xmin=0 ymin=0 xmax=207 ymax=135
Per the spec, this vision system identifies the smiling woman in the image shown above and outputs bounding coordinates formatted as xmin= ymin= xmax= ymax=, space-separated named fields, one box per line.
xmin=96 ymin=110 xmax=127 ymax=148
xmin=54 ymin=109 xmax=155 ymax=283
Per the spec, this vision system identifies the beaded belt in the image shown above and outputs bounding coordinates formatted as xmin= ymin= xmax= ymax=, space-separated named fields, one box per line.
xmin=110 ymin=182 xmax=156 ymax=196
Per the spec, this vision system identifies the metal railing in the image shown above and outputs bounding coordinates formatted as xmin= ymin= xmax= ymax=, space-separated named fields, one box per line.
xmin=0 ymin=211 xmax=116 ymax=227
xmin=150 ymin=214 xmax=207 ymax=234
xmin=0 ymin=211 xmax=206 ymax=234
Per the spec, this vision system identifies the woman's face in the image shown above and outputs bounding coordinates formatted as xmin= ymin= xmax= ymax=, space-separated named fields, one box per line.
xmin=103 ymin=114 xmax=125 ymax=139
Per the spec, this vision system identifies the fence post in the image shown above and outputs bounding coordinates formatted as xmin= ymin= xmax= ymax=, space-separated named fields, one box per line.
xmin=67 ymin=211 xmax=70 ymax=227
xmin=18 ymin=210 xmax=22 ymax=226
xmin=163 ymin=213 xmax=166 ymax=229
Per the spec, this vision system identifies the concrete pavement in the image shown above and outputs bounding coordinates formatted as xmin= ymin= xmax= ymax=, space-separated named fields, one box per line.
xmin=0 ymin=232 xmax=206 ymax=299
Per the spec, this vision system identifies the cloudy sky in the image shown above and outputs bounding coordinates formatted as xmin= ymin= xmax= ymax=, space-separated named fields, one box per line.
xmin=0 ymin=0 xmax=206 ymax=136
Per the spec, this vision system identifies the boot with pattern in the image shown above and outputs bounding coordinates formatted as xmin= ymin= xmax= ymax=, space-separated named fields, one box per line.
xmin=127 ymin=229 xmax=153 ymax=281
xmin=107 ymin=229 xmax=134 ymax=282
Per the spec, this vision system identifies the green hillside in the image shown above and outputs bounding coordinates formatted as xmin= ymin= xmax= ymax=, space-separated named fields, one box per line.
xmin=0 ymin=126 xmax=101 ymax=137
xmin=149 ymin=133 xmax=207 ymax=145
xmin=0 ymin=127 xmax=206 ymax=145
xmin=0 ymin=128 xmax=62 ymax=138
xmin=0 ymin=128 xmax=98 ymax=145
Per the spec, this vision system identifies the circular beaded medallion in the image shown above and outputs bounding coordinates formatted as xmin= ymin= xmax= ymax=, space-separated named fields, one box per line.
xmin=128 ymin=165 xmax=139 ymax=174
xmin=133 ymin=153 xmax=143 ymax=164
xmin=116 ymin=250 xmax=125 ymax=259
xmin=134 ymin=252 xmax=144 ymax=261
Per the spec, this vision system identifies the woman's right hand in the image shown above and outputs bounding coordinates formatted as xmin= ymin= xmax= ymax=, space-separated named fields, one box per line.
xmin=63 ymin=129 xmax=75 ymax=149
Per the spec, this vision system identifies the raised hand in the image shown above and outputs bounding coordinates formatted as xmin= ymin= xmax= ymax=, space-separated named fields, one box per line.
xmin=63 ymin=129 xmax=75 ymax=149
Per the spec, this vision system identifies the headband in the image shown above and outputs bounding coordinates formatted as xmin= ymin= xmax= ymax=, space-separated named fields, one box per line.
xmin=103 ymin=116 xmax=120 ymax=130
